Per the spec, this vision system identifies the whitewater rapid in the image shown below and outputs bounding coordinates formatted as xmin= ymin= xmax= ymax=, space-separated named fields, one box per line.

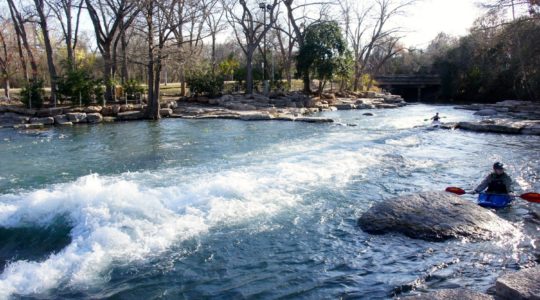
xmin=0 ymin=130 xmax=382 ymax=298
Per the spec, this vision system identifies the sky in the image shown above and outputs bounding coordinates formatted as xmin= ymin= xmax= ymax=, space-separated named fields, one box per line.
xmin=394 ymin=0 xmax=484 ymax=48
xmin=66 ymin=0 xmax=487 ymax=51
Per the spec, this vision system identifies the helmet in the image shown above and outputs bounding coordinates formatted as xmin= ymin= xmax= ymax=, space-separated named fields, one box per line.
xmin=493 ymin=162 xmax=504 ymax=170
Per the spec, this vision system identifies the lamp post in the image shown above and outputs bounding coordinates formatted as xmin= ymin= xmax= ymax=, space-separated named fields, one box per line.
xmin=259 ymin=2 xmax=272 ymax=95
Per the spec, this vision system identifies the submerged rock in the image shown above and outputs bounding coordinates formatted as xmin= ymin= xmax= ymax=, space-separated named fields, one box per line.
xmin=402 ymin=289 xmax=493 ymax=300
xmin=358 ymin=191 xmax=516 ymax=241
xmin=495 ymin=266 xmax=540 ymax=299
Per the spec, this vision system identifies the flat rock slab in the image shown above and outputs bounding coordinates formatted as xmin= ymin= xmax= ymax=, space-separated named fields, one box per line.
xmin=496 ymin=266 xmax=540 ymax=299
xmin=402 ymin=289 xmax=493 ymax=300
xmin=358 ymin=191 xmax=516 ymax=241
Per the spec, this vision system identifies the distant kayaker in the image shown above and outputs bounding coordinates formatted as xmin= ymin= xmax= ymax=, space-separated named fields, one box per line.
xmin=431 ymin=113 xmax=441 ymax=122
xmin=472 ymin=162 xmax=514 ymax=195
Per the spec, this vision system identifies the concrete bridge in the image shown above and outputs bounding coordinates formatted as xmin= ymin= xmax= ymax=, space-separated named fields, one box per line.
xmin=374 ymin=75 xmax=441 ymax=101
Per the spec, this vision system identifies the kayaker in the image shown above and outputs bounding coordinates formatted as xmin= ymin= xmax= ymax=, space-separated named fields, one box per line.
xmin=472 ymin=162 xmax=514 ymax=195
xmin=431 ymin=113 xmax=441 ymax=122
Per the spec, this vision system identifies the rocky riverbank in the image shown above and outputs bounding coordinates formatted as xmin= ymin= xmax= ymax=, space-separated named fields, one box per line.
xmin=0 ymin=91 xmax=405 ymax=128
xmin=448 ymin=100 xmax=540 ymax=135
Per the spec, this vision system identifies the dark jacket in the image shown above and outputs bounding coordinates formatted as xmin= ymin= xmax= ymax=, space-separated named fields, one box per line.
xmin=474 ymin=172 xmax=513 ymax=194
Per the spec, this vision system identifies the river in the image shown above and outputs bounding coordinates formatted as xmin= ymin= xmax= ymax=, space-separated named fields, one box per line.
xmin=0 ymin=104 xmax=538 ymax=299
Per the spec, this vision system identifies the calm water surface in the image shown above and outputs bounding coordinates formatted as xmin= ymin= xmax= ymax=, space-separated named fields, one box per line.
xmin=0 ymin=104 xmax=538 ymax=299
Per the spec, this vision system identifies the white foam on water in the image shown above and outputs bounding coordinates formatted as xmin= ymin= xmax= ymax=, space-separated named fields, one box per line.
xmin=0 ymin=131 xmax=382 ymax=298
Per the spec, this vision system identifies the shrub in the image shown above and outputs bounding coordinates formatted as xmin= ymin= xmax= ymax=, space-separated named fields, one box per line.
xmin=57 ymin=66 xmax=103 ymax=106
xmin=20 ymin=79 xmax=45 ymax=109
xmin=186 ymin=73 xmax=224 ymax=97
xmin=122 ymin=79 xmax=144 ymax=100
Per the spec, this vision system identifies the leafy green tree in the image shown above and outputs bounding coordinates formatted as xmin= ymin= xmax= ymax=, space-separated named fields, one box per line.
xmin=57 ymin=63 xmax=103 ymax=106
xmin=297 ymin=21 xmax=348 ymax=95
xmin=218 ymin=55 xmax=240 ymax=81
xmin=186 ymin=72 xmax=224 ymax=97
xmin=20 ymin=78 xmax=45 ymax=109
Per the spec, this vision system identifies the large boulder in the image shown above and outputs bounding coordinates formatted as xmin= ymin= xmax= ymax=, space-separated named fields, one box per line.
xmin=159 ymin=108 xmax=173 ymax=117
xmin=36 ymin=107 xmax=63 ymax=117
xmin=239 ymin=113 xmax=273 ymax=121
xmin=117 ymin=111 xmax=145 ymax=121
xmin=119 ymin=104 xmax=134 ymax=112
xmin=0 ymin=113 xmax=30 ymax=126
xmin=53 ymin=115 xmax=72 ymax=126
xmin=402 ymin=289 xmax=493 ymax=300
xmin=84 ymin=106 xmax=102 ymax=113
xmin=30 ymin=117 xmax=54 ymax=125
xmin=6 ymin=106 xmax=36 ymax=116
xmin=223 ymin=102 xmax=257 ymax=111
xmin=101 ymin=106 xmax=114 ymax=116
xmin=217 ymin=95 xmax=234 ymax=105
xmin=86 ymin=113 xmax=103 ymax=123
xmin=495 ymin=266 xmax=540 ymax=299
xmin=66 ymin=112 xmax=87 ymax=123
xmin=521 ymin=121 xmax=540 ymax=135
xmin=457 ymin=120 xmax=524 ymax=134
xmin=335 ymin=104 xmax=357 ymax=110
xmin=474 ymin=109 xmax=498 ymax=116
xmin=358 ymin=191 xmax=516 ymax=241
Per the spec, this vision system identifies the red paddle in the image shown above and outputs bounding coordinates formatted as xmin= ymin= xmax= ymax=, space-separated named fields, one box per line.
xmin=445 ymin=187 xmax=540 ymax=203
xmin=445 ymin=187 xmax=466 ymax=195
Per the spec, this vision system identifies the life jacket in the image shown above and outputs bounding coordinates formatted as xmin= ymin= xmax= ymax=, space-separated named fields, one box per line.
xmin=486 ymin=174 xmax=508 ymax=194
xmin=433 ymin=115 xmax=440 ymax=121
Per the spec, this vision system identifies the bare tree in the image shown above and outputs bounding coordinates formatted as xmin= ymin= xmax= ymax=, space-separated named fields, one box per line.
xmin=46 ymin=0 xmax=83 ymax=66
xmin=7 ymin=0 xmax=39 ymax=79
xmin=85 ymin=0 xmax=138 ymax=100
xmin=33 ymin=0 xmax=59 ymax=103
xmin=136 ymin=0 xmax=176 ymax=119
xmin=224 ymin=0 xmax=279 ymax=94
xmin=0 ymin=19 xmax=12 ymax=99
xmin=343 ymin=0 xmax=414 ymax=91
xmin=167 ymin=0 xmax=211 ymax=96
xmin=205 ymin=0 xmax=226 ymax=74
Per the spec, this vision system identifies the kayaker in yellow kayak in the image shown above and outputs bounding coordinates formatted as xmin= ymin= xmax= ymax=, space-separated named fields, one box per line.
xmin=472 ymin=162 xmax=514 ymax=195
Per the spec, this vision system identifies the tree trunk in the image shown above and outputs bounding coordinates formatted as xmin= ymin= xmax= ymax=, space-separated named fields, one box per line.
xmin=211 ymin=33 xmax=217 ymax=75
xmin=15 ymin=35 xmax=28 ymax=81
xmin=353 ymin=63 xmax=361 ymax=91
xmin=102 ymin=48 xmax=114 ymax=101
xmin=34 ymin=0 xmax=58 ymax=104
xmin=2 ymin=78 xmax=9 ymax=99
xmin=246 ymin=48 xmax=254 ymax=94
xmin=150 ymin=60 xmax=161 ymax=120
xmin=121 ymin=29 xmax=129 ymax=83
xmin=8 ymin=0 xmax=38 ymax=79
xmin=179 ymin=65 xmax=186 ymax=96
xmin=65 ymin=0 xmax=75 ymax=66
xmin=303 ymin=72 xmax=311 ymax=94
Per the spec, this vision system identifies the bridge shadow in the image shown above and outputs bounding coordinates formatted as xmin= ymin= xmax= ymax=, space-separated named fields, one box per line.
xmin=375 ymin=75 xmax=441 ymax=102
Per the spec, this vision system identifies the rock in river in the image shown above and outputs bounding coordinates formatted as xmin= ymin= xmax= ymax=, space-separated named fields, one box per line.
xmin=495 ymin=266 xmax=540 ymax=299
xmin=402 ymin=289 xmax=493 ymax=300
xmin=358 ymin=191 xmax=516 ymax=241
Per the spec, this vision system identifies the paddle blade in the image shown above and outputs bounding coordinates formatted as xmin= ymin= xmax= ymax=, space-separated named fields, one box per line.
xmin=520 ymin=193 xmax=540 ymax=203
xmin=446 ymin=187 xmax=466 ymax=195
